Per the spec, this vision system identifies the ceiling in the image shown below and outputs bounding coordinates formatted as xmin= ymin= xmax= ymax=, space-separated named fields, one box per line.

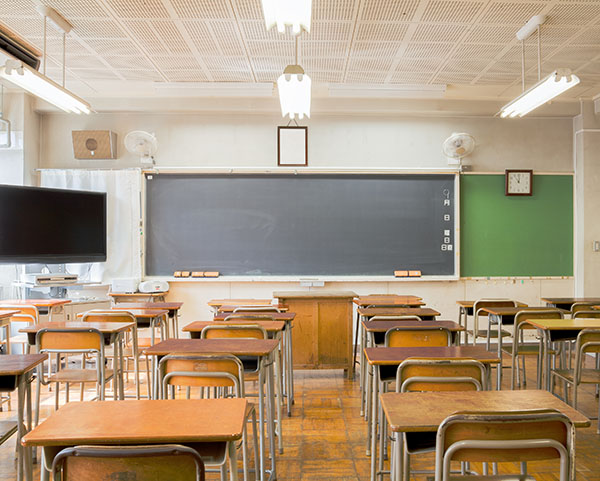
xmin=1 ymin=0 xmax=599 ymax=114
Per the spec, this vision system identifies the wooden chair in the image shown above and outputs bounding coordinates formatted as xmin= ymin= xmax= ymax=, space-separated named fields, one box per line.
xmin=571 ymin=302 xmax=599 ymax=315
xmin=551 ymin=328 xmax=600 ymax=433
xmin=434 ymin=409 xmax=574 ymax=481
xmin=368 ymin=315 xmax=422 ymax=347
xmin=52 ymin=444 xmax=205 ymax=481
xmin=0 ymin=304 xmax=39 ymax=355
xmin=82 ymin=310 xmax=141 ymax=399
xmin=385 ymin=326 xmax=452 ymax=348
xmin=395 ymin=359 xmax=487 ymax=481
xmin=501 ymin=309 xmax=564 ymax=390
xmin=160 ymin=353 xmax=259 ymax=481
xmin=233 ymin=306 xmax=281 ymax=313
xmin=35 ymin=327 xmax=114 ymax=415
xmin=467 ymin=299 xmax=517 ymax=347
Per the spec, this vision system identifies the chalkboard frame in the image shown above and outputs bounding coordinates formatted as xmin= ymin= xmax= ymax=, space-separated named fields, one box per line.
xmin=142 ymin=171 xmax=460 ymax=280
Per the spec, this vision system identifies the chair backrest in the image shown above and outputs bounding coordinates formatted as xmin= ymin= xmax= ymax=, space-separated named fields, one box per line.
xmin=473 ymin=299 xmax=517 ymax=318
xmin=573 ymin=329 xmax=600 ymax=381
xmin=514 ymin=309 xmax=564 ymax=330
xmin=385 ymin=327 xmax=451 ymax=347
xmin=36 ymin=328 xmax=103 ymax=353
xmin=435 ymin=409 xmax=573 ymax=481
xmin=201 ymin=324 xmax=267 ymax=340
xmin=0 ymin=304 xmax=39 ymax=324
xmin=159 ymin=354 xmax=245 ymax=396
xmin=369 ymin=315 xmax=422 ymax=322
xmin=223 ymin=314 xmax=275 ymax=322
xmin=82 ymin=310 xmax=137 ymax=324
xmin=571 ymin=302 xmax=598 ymax=314
xmin=573 ymin=310 xmax=600 ymax=319
xmin=396 ymin=359 xmax=486 ymax=392
xmin=52 ymin=444 xmax=205 ymax=481
xmin=232 ymin=305 xmax=281 ymax=313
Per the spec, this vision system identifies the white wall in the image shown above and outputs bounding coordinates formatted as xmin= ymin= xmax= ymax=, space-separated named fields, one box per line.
xmin=36 ymin=110 xmax=575 ymax=327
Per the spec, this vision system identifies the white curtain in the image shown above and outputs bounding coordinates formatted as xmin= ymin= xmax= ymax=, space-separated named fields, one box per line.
xmin=40 ymin=169 xmax=142 ymax=283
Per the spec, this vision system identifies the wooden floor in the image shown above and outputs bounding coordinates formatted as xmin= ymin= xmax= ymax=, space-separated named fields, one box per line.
xmin=1 ymin=358 xmax=600 ymax=480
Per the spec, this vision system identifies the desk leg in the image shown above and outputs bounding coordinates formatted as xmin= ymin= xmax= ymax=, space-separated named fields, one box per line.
xmin=496 ymin=314 xmax=503 ymax=390
xmin=266 ymin=355 xmax=277 ymax=479
xmin=458 ymin=306 xmax=464 ymax=344
xmin=360 ymin=316 xmax=367 ymax=418
xmin=370 ymin=365 xmax=379 ymax=481
xmin=118 ymin=333 xmax=125 ymax=400
xmin=228 ymin=440 xmax=239 ymax=481
xmin=365 ymin=360 xmax=372 ymax=455
xmin=258 ymin=362 xmax=266 ymax=481
xmin=536 ymin=329 xmax=544 ymax=390
xmin=352 ymin=309 xmax=360 ymax=377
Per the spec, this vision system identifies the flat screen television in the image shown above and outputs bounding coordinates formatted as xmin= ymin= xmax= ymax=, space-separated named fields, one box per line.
xmin=0 ymin=184 xmax=107 ymax=263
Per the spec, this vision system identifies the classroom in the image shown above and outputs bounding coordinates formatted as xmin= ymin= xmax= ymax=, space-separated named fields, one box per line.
xmin=0 ymin=0 xmax=599 ymax=480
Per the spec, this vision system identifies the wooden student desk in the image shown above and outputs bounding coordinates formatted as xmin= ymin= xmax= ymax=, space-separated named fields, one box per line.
xmin=208 ymin=299 xmax=279 ymax=312
xmin=0 ymin=310 xmax=20 ymax=355
xmin=107 ymin=307 xmax=170 ymax=344
xmin=1 ymin=299 xmax=71 ymax=321
xmin=541 ymin=297 xmax=600 ymax=310
xmin=526 ymin=317 xmax=600 ymax=392
xmin=0 ymin=354 xmax=47 ymax=481
xmin=184 ymin=320 xmax=285 ymax=338
xmin=145 ymin=338 xmax=280 ymax=480
xmin=365 ymin=345 xmax=500 ymax=481
xmin=214 ymin=311 xmax=296 ymax=417
xmin=116 ymin=302 xmax=183 ymax=338
xmin=380 ymin=389 xmax=590 ymax=481
xmin=23 ymin=398 xmax=247 ymax=481
xmin=456 ymin=300 xmax=528 ymax=344
xmin=21 ymin=321 xmax=134 ymax=402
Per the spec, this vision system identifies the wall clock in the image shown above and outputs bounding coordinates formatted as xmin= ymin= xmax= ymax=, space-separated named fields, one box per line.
xmin=505 ymin=169 xmax=533 ymax=196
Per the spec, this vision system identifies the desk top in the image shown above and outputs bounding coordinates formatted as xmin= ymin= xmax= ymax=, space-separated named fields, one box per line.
xmin=0 ymin=354 xmax=47 ymax=376
xmin=144 ymin=338 xmax=279 ymax=357
xmin=0 ymin=310 xmax=20 ymax=320
xmin=481 ymin=306 xmax=566 ymax=316
xmin=358 ymin=307 xmax=440 ymax=317
xmin=1 ymin=299 xmax=71 ymax=307
xmin=354 ymin=296 xmax=425 ymax=307
xmin=116 ymin=302 xmax=183 ymax=310
xmin=21 ymin=321 xmax=134 ymax=335
xmin=208 ymin=299 xmax=275 ymax=308
xmin=23 ymin=398 xmax=246 ymax=447
xmin=362 ymin=320 xmax=463 ymax=332
xmin=526 ymin=318 xmax=600 ymax=331
xmin=380 ymin=389 xmax=590 ymax=433
xmin=109 ymin=292 xmax=166 ymax=298
xmin=214 ymin=312 xmax=295 ymax=322
xmin=184 ymin=320 xmax=285 ymax=333
xmin=456 ymin=300 xmax=527 ymax=308
xmin=273 ymin=291 xmax=357 ymax=299
xmin=364 ymin=345 xmax=500 ymax=365
xmin=541 ymin=297 xmax=600 ymax=305
xmin=108 ymin=307 xmax=170 ymax=318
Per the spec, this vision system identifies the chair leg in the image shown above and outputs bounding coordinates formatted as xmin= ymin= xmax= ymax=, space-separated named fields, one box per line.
xmin=242 ymin=424 xmax=249 ymax=481
xmin=402 ymin=448 xmax=409 ymax=481
xmin=54 ymin=382 xmax=59 ymax=410
xmin=521 ymin=355 xmax=527 ymax=387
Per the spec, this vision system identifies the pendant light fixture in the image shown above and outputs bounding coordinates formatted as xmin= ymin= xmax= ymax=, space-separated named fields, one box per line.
xmin=498 ymin=15 xmax=579 ymax=118
xmin=261 ymin=0 xmax=312 ymax=35
xmin=277 ymin=38 xmax=311 ymax=120
xmin=0 ymin=5 xmax=91 ymax=114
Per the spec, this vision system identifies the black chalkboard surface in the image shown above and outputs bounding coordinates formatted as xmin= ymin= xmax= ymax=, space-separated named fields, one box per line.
xmin=144 ymin=173 xmax=456 ymax=276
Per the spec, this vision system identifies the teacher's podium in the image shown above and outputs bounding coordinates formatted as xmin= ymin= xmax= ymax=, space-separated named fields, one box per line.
xmin=274 ymin=291 xmax=356 ymax=377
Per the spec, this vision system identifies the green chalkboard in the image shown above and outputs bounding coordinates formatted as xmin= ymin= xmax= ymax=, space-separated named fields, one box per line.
xmin=460 ymin=174 xmax=573 ymax=277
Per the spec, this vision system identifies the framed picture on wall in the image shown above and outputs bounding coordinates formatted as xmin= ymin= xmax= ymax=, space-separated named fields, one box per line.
xmin=278 ymin=126 xmax=308 ymax=167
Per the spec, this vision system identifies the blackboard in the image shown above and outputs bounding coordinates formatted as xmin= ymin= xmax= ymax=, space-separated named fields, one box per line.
xmin=144 ymin=174 xmax=456 ymax=276
xmin=460 ymin=174 xmax=573 ymax=277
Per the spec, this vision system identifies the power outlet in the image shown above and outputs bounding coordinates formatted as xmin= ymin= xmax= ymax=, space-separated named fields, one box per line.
xmin=594 ymin=241 xmax=600 ymax=252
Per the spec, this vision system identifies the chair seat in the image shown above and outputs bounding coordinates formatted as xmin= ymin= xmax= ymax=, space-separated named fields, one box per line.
xmin=48 ymin=369 xmax=114 ymax=384
xmin=553 ymin=368 xmax=600 ymax=384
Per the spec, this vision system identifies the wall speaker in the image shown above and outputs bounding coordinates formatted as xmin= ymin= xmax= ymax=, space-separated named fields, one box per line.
xmin=72 ymin=130 xmax=117 ymax=159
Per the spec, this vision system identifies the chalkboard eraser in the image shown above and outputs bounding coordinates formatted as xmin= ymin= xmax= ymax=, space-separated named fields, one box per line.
xmin=191 ymin=271 xmax=204 ymax=278
xmin=394 ymin=270 xmax=409 ymax=277
xmin=174 ymin=271 xmax=183 ymax=277
xmin=203 ymin=271 xmax=220 ymax=278
xmin=180 ymin=271 xmax=191 ymax=277
xmin=408 ymin=270 xmax=422 ymax=277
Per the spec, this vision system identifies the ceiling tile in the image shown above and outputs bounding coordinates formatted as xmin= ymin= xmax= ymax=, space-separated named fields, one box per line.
xmin=421 ymin=1 xmax=485 ymax=23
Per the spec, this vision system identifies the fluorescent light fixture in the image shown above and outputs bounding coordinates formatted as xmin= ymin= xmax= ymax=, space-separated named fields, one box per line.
xmin=0 ymin=60 xmax=91 ymax=114
xmin=328 ymin=83 xmax=446 ymax=99
xmin=261 ymin=0 xmax=311 ymax=35
xmin=499 ymin=69 xmax=580 ymax=118
xmin=277 ymin=64 xmax=311 ymax=120
xmin=154 ymin=82 xmax=274 ymax=98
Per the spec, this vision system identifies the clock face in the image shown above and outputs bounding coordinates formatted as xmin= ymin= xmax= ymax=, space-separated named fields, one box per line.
xmin=506 ymin=170 xmax=532 ymax=195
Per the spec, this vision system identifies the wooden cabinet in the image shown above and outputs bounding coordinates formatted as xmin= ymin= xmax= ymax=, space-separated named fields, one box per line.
xmin=273 ymin=291 xmax=356 ymax=376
